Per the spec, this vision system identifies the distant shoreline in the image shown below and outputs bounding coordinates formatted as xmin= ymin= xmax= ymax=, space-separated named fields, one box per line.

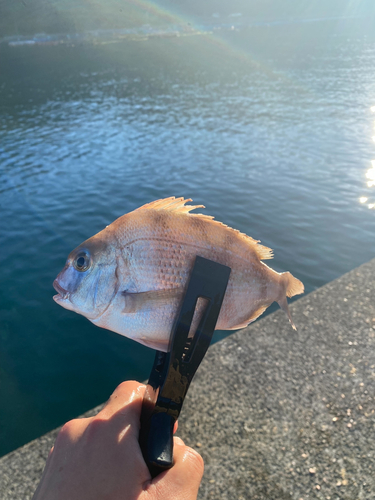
xmin=0 ymin=15 xmax=363 ymax=48
xmin=0 ymin=26 xmax=208 ymax=48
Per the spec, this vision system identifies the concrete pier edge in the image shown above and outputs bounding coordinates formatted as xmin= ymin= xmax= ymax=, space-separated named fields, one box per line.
xmin=1 ymin=258 xmax=375 ymax=499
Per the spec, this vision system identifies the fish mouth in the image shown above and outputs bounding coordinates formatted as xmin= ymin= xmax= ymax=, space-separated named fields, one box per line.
xmin=53 ymin=280 xmax=70 ymax=301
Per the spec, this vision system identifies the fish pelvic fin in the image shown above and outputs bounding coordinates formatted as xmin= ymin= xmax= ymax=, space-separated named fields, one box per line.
xmin=138 ymin=337 xmax=169 ymax=352
xmin=136 ymin=197 xmax=273 ymax=260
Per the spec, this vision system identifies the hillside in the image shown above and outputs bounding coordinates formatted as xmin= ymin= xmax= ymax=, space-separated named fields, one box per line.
xmin=0 ymin=0 xmax=170 ymax=38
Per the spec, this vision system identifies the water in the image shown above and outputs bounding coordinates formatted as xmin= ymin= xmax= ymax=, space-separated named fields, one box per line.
xmin=1 ymin=18 xmax=375 ymax=457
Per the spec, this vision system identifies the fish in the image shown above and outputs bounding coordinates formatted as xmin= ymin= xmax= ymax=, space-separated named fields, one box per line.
xmin=53 ymin=197 xmax=304 ymax=351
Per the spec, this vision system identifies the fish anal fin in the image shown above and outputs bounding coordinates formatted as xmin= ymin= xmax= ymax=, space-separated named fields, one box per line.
xmin=227 ymin=304 xmax=269 ymax=330
xmin=247 ymin=305 xmax=269 ymax=323
xmin=122 ymin=288 xmax=184 ymax=314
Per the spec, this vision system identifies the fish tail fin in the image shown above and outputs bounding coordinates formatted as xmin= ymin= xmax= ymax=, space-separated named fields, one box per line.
xmin=277 ymin=295 xmax=297 ymax=331
xmin=282 ymin=271 xmax=304 ymax=298
xmin=277 ymin=272 xmax=304 ymax=330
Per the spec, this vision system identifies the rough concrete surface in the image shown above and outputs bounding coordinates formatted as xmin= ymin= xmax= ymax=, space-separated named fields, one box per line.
xmin=1 ymin=259 xmax=375 ymax=500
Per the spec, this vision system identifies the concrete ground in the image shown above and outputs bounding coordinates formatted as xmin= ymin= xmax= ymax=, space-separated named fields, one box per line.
xmin=1 ymin=258 xmax=375 ymax=500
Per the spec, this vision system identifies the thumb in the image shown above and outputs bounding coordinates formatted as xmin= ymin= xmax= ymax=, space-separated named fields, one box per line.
xmin=152 ymin=437 xmax=204 ymax=500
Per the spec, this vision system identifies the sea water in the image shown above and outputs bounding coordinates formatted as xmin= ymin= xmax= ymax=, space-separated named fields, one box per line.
xmin=1 ymin=18 xmax=375 ymax=455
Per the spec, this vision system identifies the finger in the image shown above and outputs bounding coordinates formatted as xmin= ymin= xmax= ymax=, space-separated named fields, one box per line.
xmin=92 ymin=381 xmax=147 ymax=452
xmin=151 ymin=437 xmax=204 ymax=499
xmin=173 ymin=420 xmax=178 ymax=434
xmin=99 ymin=381 xmax=146 ymax=419
xmin=55 ymin=417 xmax=92 ymax=447
xmin=174 ymin=436 xmax=184 ymax=445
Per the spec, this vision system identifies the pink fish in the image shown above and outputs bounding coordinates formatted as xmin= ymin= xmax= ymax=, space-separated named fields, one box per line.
xmin=53 ymin=197 xmax=304 ymax=351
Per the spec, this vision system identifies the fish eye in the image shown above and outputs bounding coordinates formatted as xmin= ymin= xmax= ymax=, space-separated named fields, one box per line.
xmin=73 ymin=251 xmax=91 ymax=272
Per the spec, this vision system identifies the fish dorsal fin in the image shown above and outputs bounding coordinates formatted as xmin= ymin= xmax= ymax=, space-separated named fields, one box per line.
xmin=137 ymin=196 xmax=214 ymax=219
xmin=137 ymin=197 xmax=273 ymax=260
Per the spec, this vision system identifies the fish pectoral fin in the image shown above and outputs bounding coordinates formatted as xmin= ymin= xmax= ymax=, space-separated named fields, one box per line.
xmin=122 ymin=288 xmax=184 ymax=314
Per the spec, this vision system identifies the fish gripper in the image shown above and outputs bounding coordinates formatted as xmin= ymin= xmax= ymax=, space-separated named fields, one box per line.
xmin=139 ymin=255 xmax=231 ymax=477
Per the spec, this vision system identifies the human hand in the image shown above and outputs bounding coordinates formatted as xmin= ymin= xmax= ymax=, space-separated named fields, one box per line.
xmin=32 ymin=381 xmax=204 ymax=500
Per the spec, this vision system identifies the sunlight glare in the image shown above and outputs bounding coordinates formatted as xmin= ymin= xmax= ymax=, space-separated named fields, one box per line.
xmin=372 ymin=106 xmax=375 ymax=113
xmin=366 ymin=165 xmax=375 ymax=187
xmin=359 ymin=197 xmax=368 ymax=203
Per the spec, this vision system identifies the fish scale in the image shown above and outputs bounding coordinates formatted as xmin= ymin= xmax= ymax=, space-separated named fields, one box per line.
xmin=53 ymin=197 xmax=304 ymax=351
